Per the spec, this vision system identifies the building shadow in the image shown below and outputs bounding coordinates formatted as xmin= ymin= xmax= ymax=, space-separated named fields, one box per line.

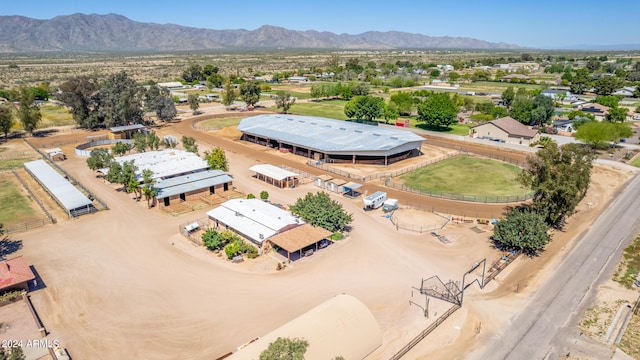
xmin=28 ymin=265 xmax=47 ymax=291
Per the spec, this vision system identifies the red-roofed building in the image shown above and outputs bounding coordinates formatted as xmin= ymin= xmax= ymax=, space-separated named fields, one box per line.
xmin=0 ymin=256 xmax=35 ymax=292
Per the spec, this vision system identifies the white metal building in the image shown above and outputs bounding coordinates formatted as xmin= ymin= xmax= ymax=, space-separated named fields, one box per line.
xmin=206 ymin=198 xmax=304 ymax=245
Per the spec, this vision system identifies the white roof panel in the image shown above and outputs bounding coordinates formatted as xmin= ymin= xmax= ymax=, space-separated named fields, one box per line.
xmin=237 ymin=114 xmax=424 ymax=156
xmin=114 ymin=150 xmax=209 ymax=181
xmin=24 ymin=160 xmax=92 ymax=212
xmin=206 ymin=198 xmax=303 ymax=244
xmin=249 ymin=164 xmax=298 ymax=181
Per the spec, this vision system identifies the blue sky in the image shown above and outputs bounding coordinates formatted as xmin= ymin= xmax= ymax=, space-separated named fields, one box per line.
xmin=2 ymin=0 xmax=638 ymax=49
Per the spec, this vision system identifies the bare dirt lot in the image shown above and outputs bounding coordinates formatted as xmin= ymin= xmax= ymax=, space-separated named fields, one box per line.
xmin=7 ymin=118 xmax=636 ymax=360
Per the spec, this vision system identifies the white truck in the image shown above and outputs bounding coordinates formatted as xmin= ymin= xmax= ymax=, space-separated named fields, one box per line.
xmin=363 ymin=191 xmax=387 ymax=210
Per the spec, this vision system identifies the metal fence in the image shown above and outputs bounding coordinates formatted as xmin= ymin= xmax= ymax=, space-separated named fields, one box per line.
xmin=385 ymin=180 xmax=533 ymax=204
xmin=23 ymin=139 xmax=109 ymax=212
xmin=2 ymin=218 xmax=52 ymax=234
xmin=178 ymin=217 xmax=210 ymax=245
xmin=389 ymin=305 xmax=461 ymax=360
xmin=11 ymin=170 xmax=56 ymax=224
xmin=279 ymin=165 xmax=314 ymax=184
xmin=389 ymin=213 xmax=450 ymax=234
xmin=74 ymin=139 xmax=133 ymax=157
xmin=0 ymin=150 xmax=38 ymax=160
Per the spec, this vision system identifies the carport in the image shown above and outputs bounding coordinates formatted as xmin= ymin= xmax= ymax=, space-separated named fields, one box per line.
xmin=342 ymin=182 xmax=362 ymax=198
xmin=267 ymin=224 xmax=332 ymax=261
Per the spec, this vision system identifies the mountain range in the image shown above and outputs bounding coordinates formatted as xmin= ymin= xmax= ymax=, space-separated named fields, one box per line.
xmin=0 ymin=13 xmax=522 ymax=53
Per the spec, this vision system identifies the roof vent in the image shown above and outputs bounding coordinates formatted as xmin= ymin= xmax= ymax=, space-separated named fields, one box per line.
xmin=311 ymin=122 xmax=317 ymax=125
xmin=339 ymin=127 xmax=346 ymax=130
xmin=355 ymin=130 xmax=363 ymax=133
xmin=259 ymin=233 xmax=264 ymax=239
xmin=373 ymin=133 xmax=381 ymax=136
xmin=390 ymin=136 xmax=398 ymax=140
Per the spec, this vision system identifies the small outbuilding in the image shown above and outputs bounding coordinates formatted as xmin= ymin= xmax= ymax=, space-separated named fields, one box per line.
xmin=314 ymin=174 xmax=333 ymax=189
xmin=267 ymin=224 xmax=332 ymax=261
xmin=109 ymin=124 xmax=147 ymax=140
xmin=44 ymin=148 xmax=66 ymax=161
xmin=342 ymin=182 xmax=363 ymax=198
xmin=326 ymin=178 xmax=348 ymax=193
xmin=0 ymin=256 xmax=35 ymax=292
xmin=249 ymin=164 xmax=299 ymax=188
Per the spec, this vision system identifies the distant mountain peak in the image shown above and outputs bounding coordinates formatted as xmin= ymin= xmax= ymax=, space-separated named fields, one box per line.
xmin=0 ymin=13 xmax=523 ymax=53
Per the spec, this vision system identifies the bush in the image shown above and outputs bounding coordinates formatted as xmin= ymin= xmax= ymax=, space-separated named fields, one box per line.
xmin=0 ymin=290 xmax=23 ymax=302
xmin=260 ymin=191 xmax=269 ymax=200
xmin=330 ymin=232 xmax=344 ymax=241
xmin=247 ymin=193 xmax=256 ymax=199
xmin=224 ymin=242 xmax=241 ymax=259
xmin=202 ymin=228 xmax=225 ymax=250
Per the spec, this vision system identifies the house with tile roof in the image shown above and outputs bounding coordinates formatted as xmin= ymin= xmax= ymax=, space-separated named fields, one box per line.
xmin=0 ymin=256 xmax=35 ymax=292
xmin=470 ymin=116 xmax=540 ymax=146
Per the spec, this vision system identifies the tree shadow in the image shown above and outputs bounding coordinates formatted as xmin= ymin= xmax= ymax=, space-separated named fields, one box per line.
xmin=0 ymin=236 xmax=23 ymax=257
xmin=415 ymin=123 xmax=454 ymax=133
xmin=32 ymin=129 xmax=59 ymax=138
xmin=28 ymin=265 xmax=47 ymax=291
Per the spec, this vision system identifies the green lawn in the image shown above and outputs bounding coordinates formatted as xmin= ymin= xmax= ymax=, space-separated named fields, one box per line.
xmin=39 ymin=103 xmax=75 ymax=127
xmin=198 ymin=117 xmax=245 ymax=130
xmin=400 ymin=155 xmax=529 ymax=197
xmin=280 ymin=99 xmax=349 ymax=120
xmin=631 ymin=156 xmax=640 ymax=168
xmin=0 ymin=177 xmax=37 ymax=225
xmin=459 ymin=81 xmax=545 ymax=94
xmin=0 ymin=158 xmax=34 ymax=170
xmin=0 ymin=147 xmax=7 ymax=153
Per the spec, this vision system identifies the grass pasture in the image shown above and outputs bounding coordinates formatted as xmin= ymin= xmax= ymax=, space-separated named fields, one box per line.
xmin=0 ymin=158 xmax=34 ymax=170
xmin=0 ymin=176 xmax=38 ymax=226
xmin=400 ymin=155 xmax=528 ymax=197
xmin=285 ymin=99 xmax=348 ymax=120
xmin=631 ymin=156 xmax=640 ymax=168
xmin=197 ymin=117 xmax=245 ymax=130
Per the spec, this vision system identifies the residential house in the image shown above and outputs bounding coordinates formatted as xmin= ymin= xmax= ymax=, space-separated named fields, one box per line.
xmin=613 ymin=86 xmax=636 ymax=97
xmin=470 ymin=116 xmax=540 ymax=146
xmin=579 ymin=103 xmax=609 ymax=121
xmin=552 ymin=119 xmax=576 ymax=133
xmin=541 ymin=89 xmax=578 ymax=102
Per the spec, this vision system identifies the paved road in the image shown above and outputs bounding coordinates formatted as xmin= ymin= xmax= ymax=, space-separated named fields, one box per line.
xmin=472 ymin=173 xmax=640 ymax=360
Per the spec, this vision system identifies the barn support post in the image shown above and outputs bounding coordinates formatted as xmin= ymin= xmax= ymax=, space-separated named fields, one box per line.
xmin=385 ymin=155 xmax=388 ymax=166
xmin=352 ymin=154 xmax=356 ymax=164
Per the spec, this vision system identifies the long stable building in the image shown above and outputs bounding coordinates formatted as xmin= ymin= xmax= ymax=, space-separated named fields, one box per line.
xmin=237 ymin=115 xmax=424 ymax=165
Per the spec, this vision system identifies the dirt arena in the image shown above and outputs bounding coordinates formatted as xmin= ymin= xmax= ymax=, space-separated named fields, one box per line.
xmin=5 ymin=112 xmax=636 ymax=359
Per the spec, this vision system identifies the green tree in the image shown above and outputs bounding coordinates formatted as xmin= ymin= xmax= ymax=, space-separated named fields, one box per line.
xmin=202 ymin=228 xmax=225 ymax=250
xmin=417 ymin=92 xmax=458 ymax=129
xmin=575 ymin=121 xmax=633 ymax=148
xmin=493 ymin=208 xmax=551 ymax=255
xmin=224 ymin=241 xmax=241 ymax=259
xmin=0 ymin=105 xmax=13 ymax=138
xmin=351 ymin=82 xmax=370 ymax=96
xmin=259 ymin=337 xmax=309 ymax=360
xmin=182 ymin=63 xmax=203 ymax=83
xmin=570 ymin=68 xmax=591 ymax=95
xmin=146 ymin=131 xmax=160 ymax=151
xmin=17 ymin=86 xmax=42 ymax=134
xmin=141 ymin=169 xmax=157 ymax=209
xmin=274 ymin=91 xmax=296 ymax=114
xmin=260 ymin=190 xmax=269 ymax=200
xmin=390 ymin=92 xmax=413 ymax=115
xmin=594 ymin=95 xmax=620 ymax=108
xmin=531 ymin=94 xmax=554 ymax=126
xmin=206 ymin=73 xmax=224 ymax=88
xmin=187 ymin=94 xmax=200 ymax=114
xmin=593 ymin=76 xmax=621 ymax=96
xmin=510 ymin=91 xmax=534 ymax=124
xmin=606 ymin=106 xmax=628 ymax=122
xmin=96 ymin=71 xmax=144 ymax=127
xmin=132 ymin=132 xmax=147 ymax=152
xmin=204 ymin=146 xmax=228 ymax=171
xmin=383 ymin=101 xmax=400 ymax=124
xmin=181 ymin=136 xmax=198 ymax=154
xmin=86 ymin=149 xmax=113 ymax=170
xmin=112 ymin=142 xmax=130 ymax=156
xmin=343 ymin=96 xmax=384 ymax=121
xmin=520 ymin=143 xmax=594 ymax=226
xmin=289 ymin=192 xmax=353 ymax=232
xmin=58 ymin=77 xmax=98 ymax=128
xmin=502 ymin=86 xmax=516 ymax=109
xmin=448 ymin=72 xmax=460 ymax=83
xmin=222 ymin=79 xmax=236 ymax=106
xmin=239 ymin=80 xmax=261 ymax=107
xmin=145 ymin=86 xmax=176 ymax=121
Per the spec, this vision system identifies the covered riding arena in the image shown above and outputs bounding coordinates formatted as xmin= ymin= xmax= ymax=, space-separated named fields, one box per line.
xmin=237 ymin=114 xmax=424 ymax=165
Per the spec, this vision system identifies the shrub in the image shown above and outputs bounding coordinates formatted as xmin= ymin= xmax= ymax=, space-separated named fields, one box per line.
xmin=247 ymin=193 xmax=256 ymax=199
xmin=260 ymin=191 xmax=269 ymax=200
xmin=0 ymin=290 xmax=23 ymax=302
xmin=202 ymin=228 xmax=225 ymax=250
xmin=330 ymin=232 xmax=344 ymax=241
xmin=224 ymin=242 xmax=241 ymax=259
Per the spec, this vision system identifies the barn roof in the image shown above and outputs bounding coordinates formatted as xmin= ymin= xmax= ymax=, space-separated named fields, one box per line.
xmin=237 ymin=114 xmax=423 ymax=156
